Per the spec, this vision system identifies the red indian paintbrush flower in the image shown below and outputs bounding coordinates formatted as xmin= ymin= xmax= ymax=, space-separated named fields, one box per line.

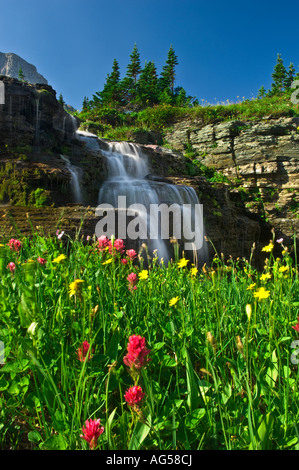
xmin=126 ymin=249 xmax=137 ymax=260
xmin=7 ymin=238 xmax=22 ymax=252
xmin=109 ymin=238 xmax=125 ymax=254
xmin=292 ymin=317 xmax=299 ymax=333
xmin=123 ymin=334 xmax=150 ymax=370
xmin=77 ymin=340 xmax=93 ymax=362
xmin=124 ymin=385 xmax=145 ymax=408
xmin=80 ymin=418 xmax=104 ymax=450
xmin=7 ymin=262 xmax=16 ymax=273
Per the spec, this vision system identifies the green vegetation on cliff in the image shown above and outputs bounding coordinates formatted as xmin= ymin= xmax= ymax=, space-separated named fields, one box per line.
xmin=76 ymin=51 xmax=299 ymax=144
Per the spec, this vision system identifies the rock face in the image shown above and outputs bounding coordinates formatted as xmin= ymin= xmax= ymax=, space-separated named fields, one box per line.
xmin=164 ymin=117 xmax=299 ymax=245
xmin=0 ymin=52 xmax=48 ymax=84
xmin=0 ymin=76 xmax=297 ymax=265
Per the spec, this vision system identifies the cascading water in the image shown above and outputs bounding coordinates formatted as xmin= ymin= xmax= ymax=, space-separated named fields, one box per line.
xmin=97 ymin=141 xmax=208 ymax=265
xmin=60 ymin=155 xmax=84 ymax=204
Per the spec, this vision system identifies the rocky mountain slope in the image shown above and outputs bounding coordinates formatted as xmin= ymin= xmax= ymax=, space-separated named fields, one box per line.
xmin=0 ymin=52 xmax=48 ymax=84
xmin=0 ymin=75 xmax=297 ymax=266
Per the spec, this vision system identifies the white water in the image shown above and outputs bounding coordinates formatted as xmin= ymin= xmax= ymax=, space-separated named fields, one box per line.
xmin=60 ymin=155 xmax=84 ymax=204
xmin=97 ymin=141 xmax=207 ymax=264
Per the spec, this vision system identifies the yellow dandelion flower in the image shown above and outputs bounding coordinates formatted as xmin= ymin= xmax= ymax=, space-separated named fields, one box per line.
xmin=190 ymin=267 xmax=198 ymax=276
xmin=169 ymin=296 xmax=179 ymax=307
xmin=246 ymin=283 xmax=256 ymax=290
xmin=260 ymin=272 xmax=271 ymax=281
xmin=262 ymin=242 xmax=274 ymax=253
xmin=138 ymin=270 xmax=149 ymax=280
xmin=52 ymin=254 xmax=67 ymax=263
xmin=69 ymin=279 xmax=85 ymax=297
xmin=102 ymin=258 xmax=113 ymax=265
xmin=253 ymin=287 xmax=270 ymax=301
xmin=177 ymin=258 xmax=189 ymax=268
xmin=279 ymin=266 xmax=289 ymax=273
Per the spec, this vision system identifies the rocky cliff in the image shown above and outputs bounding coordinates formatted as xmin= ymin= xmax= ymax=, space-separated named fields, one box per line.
xmin=0 ymin=76 xmax=297 ymax=266
xmin=165 ymin=117 xmax=299 ymax=246
xmin=0 ymin=52 xmax=48 ymax=84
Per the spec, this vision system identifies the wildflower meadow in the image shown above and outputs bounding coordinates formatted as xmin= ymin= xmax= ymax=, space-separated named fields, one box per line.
xmin=0 ymin=229 xmax=298 ymax=451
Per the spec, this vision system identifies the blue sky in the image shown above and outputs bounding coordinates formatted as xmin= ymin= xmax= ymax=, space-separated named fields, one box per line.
xmin=0 ymin=0 xmax=299 ymax=110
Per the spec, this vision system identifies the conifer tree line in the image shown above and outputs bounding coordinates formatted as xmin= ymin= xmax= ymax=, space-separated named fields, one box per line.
xmin=258 ymin=53 xmax=299 ymax=98
xmin=82 ymin=44 xmax=198 ymax=111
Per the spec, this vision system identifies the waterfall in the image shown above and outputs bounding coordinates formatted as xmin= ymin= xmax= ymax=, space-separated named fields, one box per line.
xmin=60 ymin=155 xmax=84 ymax=204
xmin=76 ymin=129 xmax=100 ymax=153
xmin=97 ymin=141 xmax=208 ymax=265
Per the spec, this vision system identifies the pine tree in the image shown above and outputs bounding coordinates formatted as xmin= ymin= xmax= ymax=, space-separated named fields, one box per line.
xmin=58 ymin=93 xmax=65 ymax=106
xmin=271 ymin=53 xmax=287 ymax=94
xmin=284 ymin=62 xmax=296 ymax=89
xmin=96 ymin=59 xmax=122 ymax=106
xmin=18 ymin=68 xmax=25 ymax=82
xmin=159 ymin=45 xmax=179 ymax=97
xmin=136 ymin=60 xmax=159 ymax=106
xmin=126 ymin=43 xmax=141 ymax=84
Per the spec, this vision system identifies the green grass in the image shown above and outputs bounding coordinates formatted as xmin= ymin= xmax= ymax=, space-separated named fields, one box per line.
xmin=0 ymin=232 xmax=298 ymax=450
xmin=76 ymin=93 xmax=299 ymax=141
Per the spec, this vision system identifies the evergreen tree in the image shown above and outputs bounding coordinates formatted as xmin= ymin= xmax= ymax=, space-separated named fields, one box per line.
xmin=96 ymin=59 xmax=122 ymax=106
xmin=271 ymin=53 xmax=287 ymax=94
xmin=58 ymin=93 xmax=65 ymax=106
xmin=18 ymin=68 xmax=25 ymax=81
xmin=126 ymin=43 xmax=142 ymax=84
xmin=284 ymin=62 xmax=296 ymax=89
xmin=136 ymin=60 xmax=159 ymax=106
xmin=159 ymin=45 xmax=179 ymax=97
xmin=257 ymin=85 xmax=267 ymax=98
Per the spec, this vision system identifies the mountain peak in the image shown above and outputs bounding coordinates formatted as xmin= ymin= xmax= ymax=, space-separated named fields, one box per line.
xmin=0 ymin=52 xmax=48 ymax=84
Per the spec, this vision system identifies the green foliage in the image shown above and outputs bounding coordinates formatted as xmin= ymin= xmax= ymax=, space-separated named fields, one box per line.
xmin=0 ymin=233 xmax=298 ymax=450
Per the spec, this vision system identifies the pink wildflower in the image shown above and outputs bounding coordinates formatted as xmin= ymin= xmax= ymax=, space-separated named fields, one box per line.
xmin=7 ymin=262 xmax=16 ymax=273
xmin=292 ymin=318 xmax=299 ymax=333
xmin=7 ymin=238 xmax=22 ymax=252
xmin=126 ymin=249 xmax=137 ymax=260
xmin=127 ymin=272 xmax=138 ymax=292
xmin=276 ymin=238 xmax=284 ymax=244
xmin=124 ymin=385 xmax=145 ymax=408
xmin=97 ymin=235 xmax=109 ymax=252
xmin=121 ymin=258 xmax=128 ymax=265
xmin=76 ymin=340 xmax=93 ymax=362
xmin=123 ymin=334 xmax=150 ymax=370
xmin=37 ymin=257 xmax=46 ymax=266
xmin=80 ymin=418 xmax=104 ymax=450
xmin=108 ymin=238 xmax=125 ymax=255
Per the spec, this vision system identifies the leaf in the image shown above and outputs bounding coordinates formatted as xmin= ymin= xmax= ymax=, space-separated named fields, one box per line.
xmin=39 ymin=433 xmax=68 ymax=450
xmin=185 ymin=349 xmax=200 ymax=411
xmin=1 ymin=358 xmax=29 ymax=373
xmin=249 ymin=413 xmax=274 ymax=450
xmin=106 ymin=329 xmax=120 ymax=362
xmin=265 ymin=350 xmax=278 ymax=387
xmin=128 ymin=414 xmax=151 ymax=450
xmin=185 ymin=409 xmax=206 ymax=429
xmin=0 ymin=378 xmax=9 ymax=391
xmin=28 ymin=430 xmax=42 ymax=444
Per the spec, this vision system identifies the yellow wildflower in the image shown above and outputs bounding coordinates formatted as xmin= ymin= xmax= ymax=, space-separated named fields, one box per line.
xmin=169 ymin=296 xmax=179 ymax=307
xmin=246 ymin=304 xmax=252 ymax=321
xmin=69 ymin=279 xmax=85 ymax=297
xmin=246 ymin=283 xmax=256 ymax=290
xmin=102 ymin=258 xmax=113 ymax=265
xmin=190 ymin=267 xmax=198 ymax=277
xmin=262 ymin=242 xmax=274 ymax=252
xmin=278 ymin=266 xmax=289 ymax=273
xmin=52 ymin=254 xmax=67 ymax=263
xmin=260 ymin=273 xmax=271 ymax=281
xmin=177 ymin=258 xmax=189 ymax=268
xmin=253 ymin=287 xmax=270 ymax=301
xmin=138 ymin=270 xmax=149 ymax=280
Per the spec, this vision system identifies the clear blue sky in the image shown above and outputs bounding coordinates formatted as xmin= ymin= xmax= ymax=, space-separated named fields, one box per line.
xmin=1 ymin=0 xmax=299 ymax=110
